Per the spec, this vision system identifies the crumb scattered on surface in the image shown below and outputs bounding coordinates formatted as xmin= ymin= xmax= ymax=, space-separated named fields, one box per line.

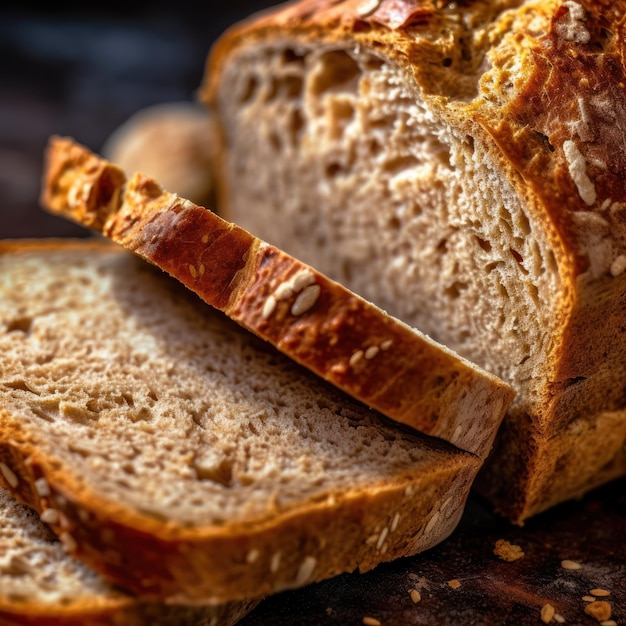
xmin=561 ymin=559 xmax=582 ymax=570
xmin=584 ymin=595 xmax=598 ymax=602
xmin=590 ymin=589 xmax=610 ymax=597
xmin=409 ymin=589 xmax=421 ymax=604
xmin=584 ymin=600 xmax=611 ymax=622
xmin=493 ymin=538 xmax=525 ymax=561
xmin=541 ymin=603 xmax=555 ymax=623
xmin=362 ymin=617 xmax=382 ymax=626
xmin=599 ymin=620 xmax=617 ymax=626
xmin=447 ymin=579 xmax=461 ymax=589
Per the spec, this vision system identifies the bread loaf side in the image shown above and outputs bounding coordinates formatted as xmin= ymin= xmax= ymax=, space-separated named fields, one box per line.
xmin=202 ymin=0 xmax=626 ymax=522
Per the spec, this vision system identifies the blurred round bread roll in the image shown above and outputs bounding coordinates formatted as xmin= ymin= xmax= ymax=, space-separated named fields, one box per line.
xmin=102 ymin=102 xmax=216 ymax=208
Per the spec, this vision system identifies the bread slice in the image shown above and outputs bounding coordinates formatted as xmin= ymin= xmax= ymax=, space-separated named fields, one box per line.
xmin=41 ymin=136 xmax=512 ymax=460
xmin=0 ymin=487 xmax=257 ymax=625
xmin=0 ymin=238 xmax=483 ymax=604
xmin=201 ymin=0 xmax=626 ymax=522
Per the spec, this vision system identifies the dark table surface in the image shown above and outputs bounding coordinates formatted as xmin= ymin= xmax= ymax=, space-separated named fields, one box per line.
xmin=1 ymin=3 xmax=624 ymax=625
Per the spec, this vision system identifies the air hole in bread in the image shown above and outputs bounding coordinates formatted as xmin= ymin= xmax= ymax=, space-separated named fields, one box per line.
xmin=308 ymin=50 xmax=361 ymax=96
xmin=6 ymin=316 xmax=33 ymax=334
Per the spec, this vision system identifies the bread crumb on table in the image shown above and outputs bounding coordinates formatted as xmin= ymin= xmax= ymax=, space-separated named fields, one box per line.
xmin=584 ymin=600 xmax=611 ymax=622
xmin=590 ymin=589 xmax=611 ymax=597
xmin=561 ymin=559 xmax=582 ymax=570
xmin=541 ymin=602 xmax=555 ymax=623
xmin=409 ymin=589 xmax=421 ymax=604
xmin=493 ymin=538 xmax=525 ymax=561
xmin=362 ymin=617 xmax=382 ymax=626
xmin=447 ymin=579 xmax=461 ymax=589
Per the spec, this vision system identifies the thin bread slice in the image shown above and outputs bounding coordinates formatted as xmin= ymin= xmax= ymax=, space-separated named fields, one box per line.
xmin=0 ymin=239 xmax=481 ymax=604
xmin=0 ymin=487 xmax=258 ymax=626
xmin=41 ymin=136 xmax=513 ymax=459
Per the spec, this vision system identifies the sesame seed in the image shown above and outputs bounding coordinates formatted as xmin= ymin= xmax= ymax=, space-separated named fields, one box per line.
xmin=356 ymin=0 xmax=381 ymax=16
xmin=365 ymin=346 xmax=380 ymax=360
xmin=541 ymin=603 xmax=555 ymax=623
xmin=409 ymin=589 xmax=421 ymax=603
xmin=188 ymin=264 xmax=198 ymax=279
xmin=610 ymin=254 xmax=626 ymax=277
xmin=295 ymin=556 xmax=316 ymax=586
xmin=270 ymin=551 xmax=281 ymax=573
xmin=380 ymin=339 xmax=393 ymax=350
xmin=0 ymin=462 xmax=18 ymax=488
xmin=274 ymin=282 xmax=294 ymax=300
xmin=583 ymin=595 xmax=597 ymax=602
xmin=424 ymin=511 xmax=440 ymax=536
xmin=391 ymin=512 xmax=400 ymax=532
xmin=365 ymin=534 xmax=379 ymax=546
xmin=600 ymin=621 xmax=617 ymax=626
xmin=376 ymin=527 xmax=389 ymax=551
xmin=349 ymin=350 xmax=364 ymax=368
xmin=554 ymin=614 xmax=565 ymax=623
xmin=262 ymin=295 xmax=277 ymax=320
xmin=59 ymin=532 xmax=77 ymax=553
xmin=362 ymin=618 xmax=382 ymax=626
xmin=40 ymin=508 xmax=60 ymax=525
xmin=198 ymin=263 xmax=205 ymax=277
xmin=291 ymin=284 xmax=321 ymax=316
xmin=561 ymin=559 xmax=582 ymax=570
xmin=34 ymin=477 xmax=51 ymax=497
xmin=591 ymin=589 xmax=611 ymax=597
xmin=291 ymin=269 xmax=316 ymax=292
xmin=201 ymin=234 xmax=209 ymax=244
xmin=246 ymin=549 xmax=260 ymax=564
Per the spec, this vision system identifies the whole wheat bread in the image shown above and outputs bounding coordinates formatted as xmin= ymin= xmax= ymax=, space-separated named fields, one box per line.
xmin=202 ymin=0 xmax=626 ymax=523
xmin=41 ymin=136 xmax=512 ymax=460
xmin=0 ymin=487 xmax=257 ymax=625
xmin=0 ymin=239 xmax=483 ymax=604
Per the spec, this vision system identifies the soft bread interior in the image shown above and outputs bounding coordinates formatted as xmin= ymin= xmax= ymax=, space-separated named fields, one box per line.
xmin=215 ymin=42 xmax=561 ymax=407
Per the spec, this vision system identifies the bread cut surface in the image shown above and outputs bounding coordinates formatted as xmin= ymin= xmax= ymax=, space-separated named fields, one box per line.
xmin=202 ymin=0 xmax=626 ymax=522
xmin=0 ymin=239 xmax=481 ymax=604
xmin=0 ymin=487 xmax=256 ymax=626
xmin=41 ymin=136 xmax=513 ymax=459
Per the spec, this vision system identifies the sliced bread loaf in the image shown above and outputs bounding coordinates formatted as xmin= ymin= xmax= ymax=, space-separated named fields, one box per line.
xmin=0 ymin=239 xmax=482 ymax=604
xmin=41 ymin=136 xmax=512 ymax=459
xmin=0 ymin=487 xmax=257 ymax=625
xmin=202 ymin=0 xmax=626 ymax=522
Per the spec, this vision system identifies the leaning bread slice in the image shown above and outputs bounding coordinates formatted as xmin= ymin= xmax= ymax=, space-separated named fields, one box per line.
xmin=41 ymin=136 xmax=512 ymax=459
xmin=0 ymin=239 xmax=482 ymax=604
xmin=0 ymin=487 xmax=258 ymax=625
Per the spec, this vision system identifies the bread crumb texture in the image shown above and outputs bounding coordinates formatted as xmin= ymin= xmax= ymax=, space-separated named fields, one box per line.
xmin=0 ymin=247 xmax=449 ymax=526
xmin=493 ymin=538 xmax=525 ymax=562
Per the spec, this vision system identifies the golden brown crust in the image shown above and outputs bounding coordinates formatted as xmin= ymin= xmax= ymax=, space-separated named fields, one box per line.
xmin=201 ymin=0 xmax=626 ymax=522
xmin=41 ymin=136 xmax=513 ymax=459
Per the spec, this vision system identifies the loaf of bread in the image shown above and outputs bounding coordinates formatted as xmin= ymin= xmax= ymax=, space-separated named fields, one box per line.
xmin=0 ymin=486 xmax=257 ymax=625
xmin=202 ymin=0 xmax=626 ymax=523
xmin=41 ymin=136 xmax=512 ymax=459
xmin=0 ymin=238 xmax=483 ymax=604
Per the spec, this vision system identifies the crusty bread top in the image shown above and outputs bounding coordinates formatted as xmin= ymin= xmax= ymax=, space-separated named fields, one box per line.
xmin=203 ymin=0 xmax=626 ymax=286
xmin=0 ymin=239 xmax=480 ymax=602
xmin=41 ymin=136 xmax=513 ymax=458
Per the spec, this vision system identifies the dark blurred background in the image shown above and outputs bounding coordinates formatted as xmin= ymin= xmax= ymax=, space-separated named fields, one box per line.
xmin=0 ymin=1 xmax=282 ymax=238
